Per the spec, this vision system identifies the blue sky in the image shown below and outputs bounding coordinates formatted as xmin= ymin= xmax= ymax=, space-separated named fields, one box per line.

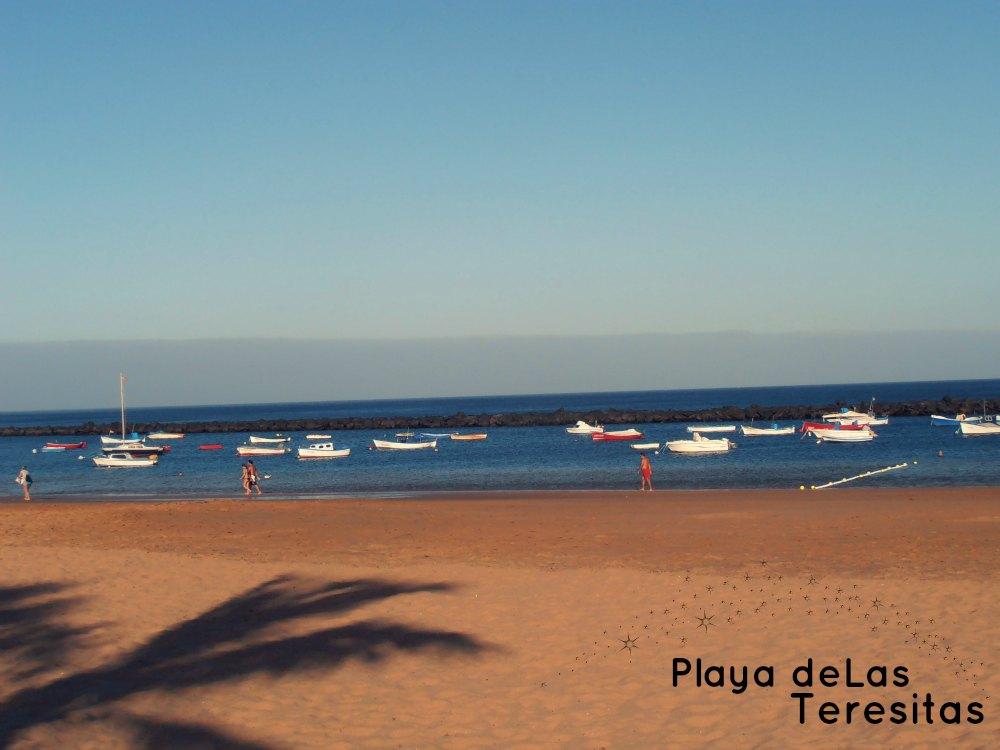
xmin=3 ymin=1 xmax=998 ymax=343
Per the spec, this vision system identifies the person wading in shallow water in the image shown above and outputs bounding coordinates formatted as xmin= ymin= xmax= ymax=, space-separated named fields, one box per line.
xmin=247 ymin=460 xmax=262 ymax=496
xmin=240 ymin=463 xmax=251 ymax=497
xmin=15 ymin=466 xmax=32 ymax=502
xmin=639 ymin=453 xmax=653 ymax=491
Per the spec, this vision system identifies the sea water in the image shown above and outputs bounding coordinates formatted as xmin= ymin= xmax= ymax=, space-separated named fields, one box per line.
xmin=1 ymin=379 xmax=997 ymax=499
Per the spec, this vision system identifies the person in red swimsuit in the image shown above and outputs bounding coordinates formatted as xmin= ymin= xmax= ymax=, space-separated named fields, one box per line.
xmin=639 ymin=453 xmax=653 ymax=491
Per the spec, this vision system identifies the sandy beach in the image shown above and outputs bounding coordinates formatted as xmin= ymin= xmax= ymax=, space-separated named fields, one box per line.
xmin=1 ymin=488 xmax=997 ymax=748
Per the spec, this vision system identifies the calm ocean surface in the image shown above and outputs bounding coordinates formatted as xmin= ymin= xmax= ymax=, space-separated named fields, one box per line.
xmin=2 ymin=379 xmax=998 ymax=499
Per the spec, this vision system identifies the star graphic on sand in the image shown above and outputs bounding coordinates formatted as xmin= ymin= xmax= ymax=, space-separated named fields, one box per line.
xmin=618 ymin=634 xmax=639 ymax=654
xmin=696 ymin=611 xmax=716 ymax=632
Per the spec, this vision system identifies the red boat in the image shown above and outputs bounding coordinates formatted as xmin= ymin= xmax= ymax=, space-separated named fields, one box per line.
xmin=591 ymin=429 xmax=644 ymax=442
xmin=800 ymin=421 xmax=865 ymax=433
xmin=44 ymin=441 xmax=87 ymax=450
xmin=199 ymin=444 xmax=224 ymax=451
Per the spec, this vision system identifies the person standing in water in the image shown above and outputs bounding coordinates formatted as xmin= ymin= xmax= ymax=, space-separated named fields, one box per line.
xmin=247 ymin=460 xmax=262 ymax=496
xmin=639 ymin=453 xmax=653 ymax=491
xmin=240 ymin=463 xmax=251 ymax=496
xmin=15 ymin=466 xmax=32 ymax=502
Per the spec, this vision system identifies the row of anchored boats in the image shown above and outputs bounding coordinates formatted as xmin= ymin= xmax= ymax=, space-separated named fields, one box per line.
xmin=566 ymin=403 xmax=1000 ymax=454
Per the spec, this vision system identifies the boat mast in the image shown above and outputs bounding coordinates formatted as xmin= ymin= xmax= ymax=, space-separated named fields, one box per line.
xmin=119 ymin=372 xmax=126 ymax=439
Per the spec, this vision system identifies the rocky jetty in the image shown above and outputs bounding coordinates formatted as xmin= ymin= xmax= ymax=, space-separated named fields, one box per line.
xmin=1 ymin=397 xmax=996 ymax=438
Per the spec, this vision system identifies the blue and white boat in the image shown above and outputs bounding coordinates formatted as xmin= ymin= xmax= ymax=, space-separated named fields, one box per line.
xmin=930 ymin=413 xmax=983 ymax=426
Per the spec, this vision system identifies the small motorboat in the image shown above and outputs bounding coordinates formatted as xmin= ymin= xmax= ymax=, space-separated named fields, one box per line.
xmin=93 ymin=452 xmax=159 ymax=468
xmin=685 ymin=425 xmax=736 ymax=433
xmin=198 ymin=443 xmax=224 ymax=451
xmin=100 ymin=442 xmax=166 ymax=457
xmin=101 ymin=432 xmax=143 ymax=446
xmin=450 ymin=433 xmax=488 ymax=441
xmin=814 ymin=428 xmax=876 ymax=443
xmin=739 ymin=424 xmax=794 ymax=437
xmin=306 ymin=434 xmax=332 ymax=439
xmin=297 ymin=443 xmax=351 ymax=459
xmin=591 ymin=429 xmax=644 ymax=442
xmin=44 ymin=441 xmax=88 ymax=450
xmin=566 ymin=420 xmax=604 ymax=435
xmin=630 ymin=442 xmax=660 ymax=450
xmin=931 ymin=413 xmax=982 ymax=426
xmin=148 ymin=432 xmax=184 ymax=439
xmin=237 ymin=445 xmax=289 ymax=456
xmin=666 ymin=433 xmax=733 ymax=454
xmin=371 ymin=438 xmax=437 ymax=451
xmin=958 ymin=421 xmax=1000 ymax=436
xmin=249 ymin=435 xmax=292 ymax=444
xmin=821 ymin=401 xmax=888 ymax=426
xmin=800 ymin=421 xmax=866 ymax=433
xmin=832 ymin=417 xmax=889 ymax=427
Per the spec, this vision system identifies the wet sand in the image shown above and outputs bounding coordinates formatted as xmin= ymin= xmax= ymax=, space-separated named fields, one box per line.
xmin=1 ymin=488 xmax=998 ymax=748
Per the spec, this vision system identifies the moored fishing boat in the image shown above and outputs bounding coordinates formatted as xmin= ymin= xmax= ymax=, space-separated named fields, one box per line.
xmin=93 ymin=452 xmax=159 ymax=468
xmin=822 ymin=400 xmax=888 ymax=426
xmin=591 ymin=429 xmax=644 ymax=442
xmin=44 ymin=441 xmax=88 ymax=450
xmin=371 ymin=438 xmax=438 ymax=451
xmin=685 ymin=424 xmax=736 ymax=433
xmin=958 ymin=421 xmax=1000 ymax=436
xmin=739 ymin=424 xmax=794 ymax=437
xmin=198 ymin=443 xmax=224 ymax=451
xmin=450 ymin=433 xmax=488 ymax=441
xmin=801 ymin=421 xmax=866 ymax=433
xmin=297 ymin=443 xmax=351 ymax=459
xmin=930 ymin=413 xmax=982 ymax=426
xmin=814 ymin=428 xmax=876 ymax=443
xmin=237 ymin=445 xmax=289 ymax=456
xmin=148 ymin=432 xmax=184 ymax=439
xmin=566 ymin=420 xmax=604 ymax=435
xmin=249 ymin=435 xmax=292 ymax=444
xmin=101 ymin=433 xmax=143 ymax=446
xmin=666 ymin=433 xmax=733 ymax=454
xmin=306 ymin=434 xmax=332 ymax=439
xmin=100 ymin=442 xmax=167 ymax=456
xmin=630 ymin=442 xmax=660 ymax=450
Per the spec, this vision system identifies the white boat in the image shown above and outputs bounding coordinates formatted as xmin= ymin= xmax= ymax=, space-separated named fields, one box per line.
xmin=739 ymin=424 xmax=795 ymax=436
xmin=685 ymin=425 xmax=736 ymax=433
xmin=958 ymin=421 xmax=1000 ymax=436
xmin=306 ymin=434 xmax=332 ymax=439
xmin=297 ymin=443 xmax=351 ymax=459
xmin=101 ymin=433 xmax=143 ymax=445
xmin=931 ymin=413 xmax=982 ymax=426
xmin=630 ymin=442 xmax=660 ymax=450
xmin=566 ymin=420 xmax=604 ymax=435
xmin=371 ymin=438 xmax=437 ymax=451
xmin=450 ymin=433 xmax=488 ymax=441
xmin=822 ymin=400 xmax=888 ymax=426
xmin=93 ymin=452 xmax=159 ymax=468
xmin=237 ymin=445 xmax=289 ymax=456
xmin=249 ymin=435 xmax=292 ymax=444
xmin=666 ymin=433 xmax=734 ymax=454
xmin=148 ymin=432 xmax=184 ymax=439
xmin=814 ymin=428 xmax=876 ymax=443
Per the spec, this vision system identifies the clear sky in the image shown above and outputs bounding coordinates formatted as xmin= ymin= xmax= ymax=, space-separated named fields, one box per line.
xmin=3 ymin=1 xmax=998 ymax=344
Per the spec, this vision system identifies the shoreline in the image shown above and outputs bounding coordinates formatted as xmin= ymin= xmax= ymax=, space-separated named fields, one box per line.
xmin=6 ymin=483 xmax=1000 ymax=505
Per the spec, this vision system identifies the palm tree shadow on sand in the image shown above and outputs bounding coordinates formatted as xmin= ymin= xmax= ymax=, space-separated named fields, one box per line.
xmin=0 ymin=576 xmax=491 ymax=748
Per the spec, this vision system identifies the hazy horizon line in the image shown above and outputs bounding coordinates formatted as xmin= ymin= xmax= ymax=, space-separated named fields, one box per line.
xmin=3 ymin=375 xmax=998 ymax=418
xmin=4 ymin=328 xmax=1000 ymax=346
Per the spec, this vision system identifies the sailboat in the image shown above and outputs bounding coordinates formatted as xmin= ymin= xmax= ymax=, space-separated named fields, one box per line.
xmin=95 ymin=373 xmax=165 ymax=464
